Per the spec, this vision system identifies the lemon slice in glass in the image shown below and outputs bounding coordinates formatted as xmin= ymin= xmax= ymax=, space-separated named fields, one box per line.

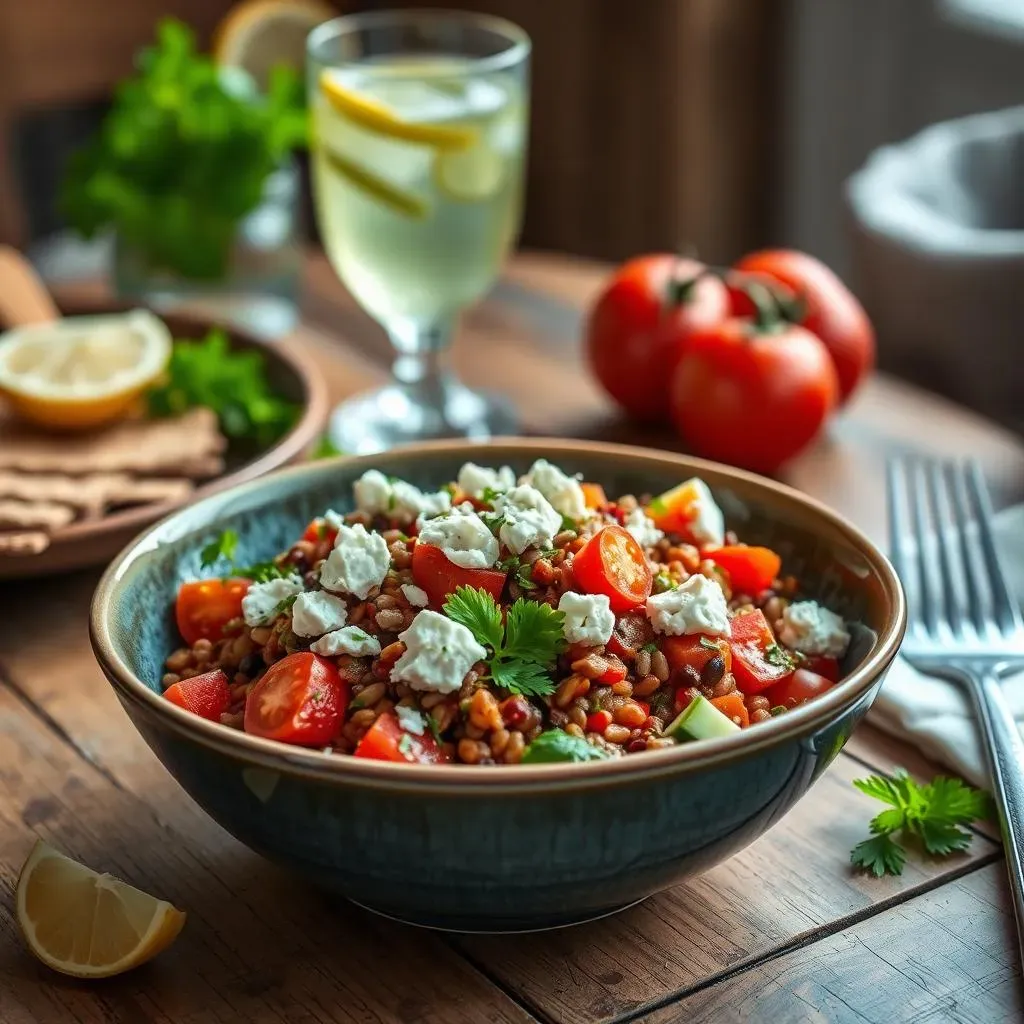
xmin=17 ymin=840 xmax=186 ymax=979
xmin=0 ymin=309 xmax=172 ymax=430
xmin=322 ymin=148 xmax=429 ymax=219
xmin=319 ymin=71 xmax=478 ymax=150
xmin=435 ymin=142 xmax=506 ymax=202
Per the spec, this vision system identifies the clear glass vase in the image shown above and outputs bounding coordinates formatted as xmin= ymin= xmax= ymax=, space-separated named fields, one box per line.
xmin=113 ymin=161 xmax=302 ymax=339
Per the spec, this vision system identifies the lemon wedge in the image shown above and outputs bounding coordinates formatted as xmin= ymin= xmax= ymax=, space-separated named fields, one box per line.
xmin=0 ymin=309 xmax=172 ymax=430
xmin=322 ymin=148 xmax=429 ymax=219
xmin=319 ymin=71 xmax=477 ymax=150
xmin=436 ymin=143 xmax=506 ymax=202
xmin=214 ymin=0 xmax=334 ymax=91
xmin=17 ymin=840 xmax=186 ymax=979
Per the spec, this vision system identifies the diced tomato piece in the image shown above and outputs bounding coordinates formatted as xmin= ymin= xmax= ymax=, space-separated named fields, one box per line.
xmin=586 ymin=710 xmax=613 ymax=734
xmin=354 ymin=712 xmax=450 ymax=764
xmin=662 ymin=634 xmax=732 ymax=677
xmin=175 ymin=578 xmax=251 ymax=646
xmin=645 ymin=478 xmax=719 ymax=543
xmin=244 ymin=652 xmax=345 ymax=747
xmin=572 ymin=525 xmax=653 ymax=612
xmin=597 ymin=655 xmax=628 ymax=684
xmin=411 ymin=542 xmax=507 ymax=608
xmin=765 ymin=668 xmax=836 ymax=709
xmin=704 ymin=545 xmax=781 ymax=596
xmin=803 ymin=655 xmax=841 ymax=683
xmin=302 ymin=517 xmax=338 ymax=547
xmin=581 ymin=482 xmax=608 ymax=509
xmin=710 ymin=693 xmax=750 ymax=728
xmin=163 ymin=669 xmax=231 ymax=721
xmin=606 ymin=613 xmax=655 ymax=659
xmin=674 ymin=685 xmax=701 ymax=714
xmin=728 ymin=609 xmax=795 ymax=694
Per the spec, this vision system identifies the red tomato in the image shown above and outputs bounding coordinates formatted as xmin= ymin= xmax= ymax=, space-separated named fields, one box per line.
xmin=586 ymin=710 xmax=613 ymax=734
xmin=175 ymin=578 xmax=251 ymax=646
xmin=596 ymin=655 xmax=628 ymax=684
xmin=411 ymin=542 xmax=507 ymax=608
xmin=728 ymin=609 xmax=795 ymax=694
xmin=670 ymin=316 xmax=839 ymax=475
xmin=353 ymin=712 xmax=450 ymax=764
xmin=302 ymin=517 xmax=338 ymax=547
xmin=580 ymin=482 xmax=608 ymax=509
xmin=804 ymin=655 xmax=841 ymax=682
xmin=244 ymin=652 xmax=345 ymax=747
xmin=765 ymin=668 xmax=836 ymax=709
xmin=662 ymin=634 xmax=732 ymax=677
xmin=163 ymin=669 xmax=231 ymax=721
xmin=572 ymin=525 xmax=653 ymax=612
xmin=587 ymin=255 xmax=730 ymax=422
xmin=705 ymin=545 xmax=781 ymax=596
xmin=733 ymin=250 xmax=875 ymax=404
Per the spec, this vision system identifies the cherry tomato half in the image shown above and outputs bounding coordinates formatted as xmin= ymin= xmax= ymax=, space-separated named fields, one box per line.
xmin=354 ymin=712 xmax=450 ymax=764
xmin=705 ymin=545 xmax=781 ymax=597
xmin=244 ymin=652 xmax=345 ymax=747
xmin=765 ymin=668 xmax=836 ymax=709
xmin=411 ymin=541 xmax=507 ymax=608
xmin=587 ymin=255 xmax=730 ymax=422
xmin=572 ymin=525 xmax=653 ymax=612
xmin=163 ymin=669 xmax=231 ymax=721
xmin=728 ymin=609 xmax=795 ymax=695
xmin=175 ymin=578 xmax=252 ymax=646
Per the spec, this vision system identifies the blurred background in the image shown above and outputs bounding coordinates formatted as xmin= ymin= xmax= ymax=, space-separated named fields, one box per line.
xmin=2 ymin=0 xmax=1022 ymax=428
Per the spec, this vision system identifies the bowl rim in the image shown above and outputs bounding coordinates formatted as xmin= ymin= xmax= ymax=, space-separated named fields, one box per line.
xmin=90 ymin=438 xmax=906 ymax=792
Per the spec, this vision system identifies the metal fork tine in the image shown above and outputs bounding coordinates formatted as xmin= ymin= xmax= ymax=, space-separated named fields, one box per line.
xmin=927 ymin=460 xmax=963 ymax=637
xmin=885 ymin=458 xmax=909 ymax=594
xmin=908 ymin=459 xmax=940 ymax=636
xmin=967 ymin=460 xmax=1024 ymax=636
xmin=948 ymin=461 xmax=987 ymax=634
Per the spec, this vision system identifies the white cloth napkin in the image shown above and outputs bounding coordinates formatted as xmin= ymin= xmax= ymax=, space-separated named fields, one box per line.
xmin=868 ymin=505 xmax=1024 ymax=785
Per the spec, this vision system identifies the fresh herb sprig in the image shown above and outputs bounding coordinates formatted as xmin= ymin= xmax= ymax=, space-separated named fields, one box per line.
xmin=443 ymin=586 xmax=566 ymax=697
xmin=147 ymin=328 xmax=300 ymax=447
xmin=61 ymin=18 xmax=307 ymax=280
xmin=200 ymin=528 xmax=290 ymax=582
xmin=850 ymin=770 xmax=992 ymax=877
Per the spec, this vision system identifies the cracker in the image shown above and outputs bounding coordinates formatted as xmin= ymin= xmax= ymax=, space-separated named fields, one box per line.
xmin=0 ymin=472 xmax=195 ymax=518
xmin=0 ymin=408 xmax=226 ymax=478
xmin=0 ymin=499 xmax=76 ymax=531
xmin=0 ymin=530 xmax=50 ymax=556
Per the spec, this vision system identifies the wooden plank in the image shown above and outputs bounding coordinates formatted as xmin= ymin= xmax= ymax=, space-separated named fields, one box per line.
xmin=448 ymin=753 xmax=997 ymax=1024
xmin=0 ymin=678 xmax=534 ymax=1024
xmin=641 ymin=863 xmax=1021 ymax=1024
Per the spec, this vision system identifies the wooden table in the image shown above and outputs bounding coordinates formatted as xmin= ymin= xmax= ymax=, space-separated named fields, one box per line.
xmin=3 ymin=252 xmax=1024 ymax=1023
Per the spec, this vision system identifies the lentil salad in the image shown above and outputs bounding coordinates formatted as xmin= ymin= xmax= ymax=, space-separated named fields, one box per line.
xmin=161 ymin=459 xmax=853 ymax=765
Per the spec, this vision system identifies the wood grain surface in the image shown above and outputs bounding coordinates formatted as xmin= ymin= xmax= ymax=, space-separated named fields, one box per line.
xmin=2 ymin=251 xmax=1024 ymax=1023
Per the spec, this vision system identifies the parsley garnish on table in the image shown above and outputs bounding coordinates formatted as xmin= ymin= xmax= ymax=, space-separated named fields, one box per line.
xmin=850 ymin=770 xmax=993 ymax=877
xmin=60 ymin=18 xmax=307 ymax=280
xmin=147 ymin=328 xmax=299 ymax=447
xmin=443 ymin=586 xmax=565 ymax=697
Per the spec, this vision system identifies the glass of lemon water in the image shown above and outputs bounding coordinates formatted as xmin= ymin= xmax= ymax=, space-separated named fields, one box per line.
xmin=307 ymin=10 xmax=530 ymax=453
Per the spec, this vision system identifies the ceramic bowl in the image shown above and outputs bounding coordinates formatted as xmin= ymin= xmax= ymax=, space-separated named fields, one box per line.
xmin=90 ymin=440 xmax=905 ymax=932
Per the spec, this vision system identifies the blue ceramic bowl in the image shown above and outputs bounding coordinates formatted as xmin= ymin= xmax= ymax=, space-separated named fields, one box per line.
xmin=90 ymin=440 xmax=904 ymax=932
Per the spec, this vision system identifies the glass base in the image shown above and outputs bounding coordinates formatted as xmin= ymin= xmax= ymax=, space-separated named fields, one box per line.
xmin=328 ymin=380 xmax=519 ymax=455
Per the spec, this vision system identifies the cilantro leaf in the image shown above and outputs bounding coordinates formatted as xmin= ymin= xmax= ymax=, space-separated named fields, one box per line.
xmin=503 ymin=600 xmax=566 ymax=666
xmin=492 ymin=660 xmax=556 ymax=698
xmin=443 ymin=586 xmax=504 ymax=653
xmin=201 ymin=528 xmax=238 ymax=568
xmin=917 ymin=820 xmax=973 ymax=856
xmin=521 ymin=731 xmax=613 ymax=764
xmin=311 ymin=435 xmax=345 ymax=460
xmin=921 ymin=776 xmax=994 ymax=825
xmin=850 ymin=834 xmax=906 ymax=877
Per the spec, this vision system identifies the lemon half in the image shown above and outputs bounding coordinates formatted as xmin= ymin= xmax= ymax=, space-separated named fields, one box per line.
xmin=17 ymin=840 xmax=186 ymax=979
xmin=0 ymin=309 xmax=171 ymax=430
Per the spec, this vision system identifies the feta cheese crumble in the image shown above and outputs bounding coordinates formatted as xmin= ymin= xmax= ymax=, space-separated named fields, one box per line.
xmin=623 ymin=507 xmax=664 ymax=548
xmin=396 ymin=705 xmax=428 ymax=735
xmin=779 ymin=601 xmax=850 ymax=658
xmin=319 ymin=522 xmax=391 ymax=599
xmin=241 ymin=575 xmax=304 ymax=627
xmin=457 ymin=462 xmax=516 ymax=498
xmin=520 ymin=459 xmax=589 ymax=521
xmin=291 ymin=590 xmax=349 ymax=638
xmin=401 ymin=583 xmax=429 ymax=607
xmin=417 ymin=503 xmax=499 ymax=569
xmin=391 ymin=610 xmax=487 ymax=694
xmin=682 ymin=478 xmax=725 ymax=547
xmin=311 ymin=625 xmax=382 ymax=658
xmin=558 ymin=592 xmax=615 ymax=646
xmin=493 ymin=484 xmax=563 ymax=554
xmin=645 ymin=573 xmax=730 ymax=637
xmin=353 ymin=469 xmax=451 ymax=525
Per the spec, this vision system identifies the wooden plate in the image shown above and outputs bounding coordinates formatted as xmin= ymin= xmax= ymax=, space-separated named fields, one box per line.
xmin=0 ymin=303 xmax=328 ymax=579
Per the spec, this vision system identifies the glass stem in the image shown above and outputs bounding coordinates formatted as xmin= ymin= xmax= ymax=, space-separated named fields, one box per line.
xmin=388 ymin=318 xmax=454 ymax=404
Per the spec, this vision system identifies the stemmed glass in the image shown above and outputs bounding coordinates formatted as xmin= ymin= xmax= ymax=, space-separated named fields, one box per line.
xmin=307 ymin=10 xmax=531 ymax=453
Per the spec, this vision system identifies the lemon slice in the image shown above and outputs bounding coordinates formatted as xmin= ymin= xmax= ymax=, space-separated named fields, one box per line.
xmin=322 ymin=148 xmax=429 ymax=219
xmin=0 ymin=309 xmax=172 ymax=430
xmin=436 ymin=143 xmax=506 ymax=202
xmin=214 ymin=0 xmax=334 ymax=91
xmin=319 ymin=72 xmax=477 ymax=151
xmin=17 ymin=840 xmax=186 ymax=979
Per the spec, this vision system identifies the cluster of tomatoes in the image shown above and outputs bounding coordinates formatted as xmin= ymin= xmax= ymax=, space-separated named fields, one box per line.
xmin=586 ymin=249 xmax=875 ymax=474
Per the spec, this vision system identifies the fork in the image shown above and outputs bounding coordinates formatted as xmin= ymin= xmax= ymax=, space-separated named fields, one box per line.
xmin=888 ymin=456 xmax=1024 ymax=965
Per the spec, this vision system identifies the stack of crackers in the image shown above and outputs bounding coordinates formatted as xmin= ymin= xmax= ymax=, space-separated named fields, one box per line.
xmin=0 ymin=406 xmax=227 ymax=556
